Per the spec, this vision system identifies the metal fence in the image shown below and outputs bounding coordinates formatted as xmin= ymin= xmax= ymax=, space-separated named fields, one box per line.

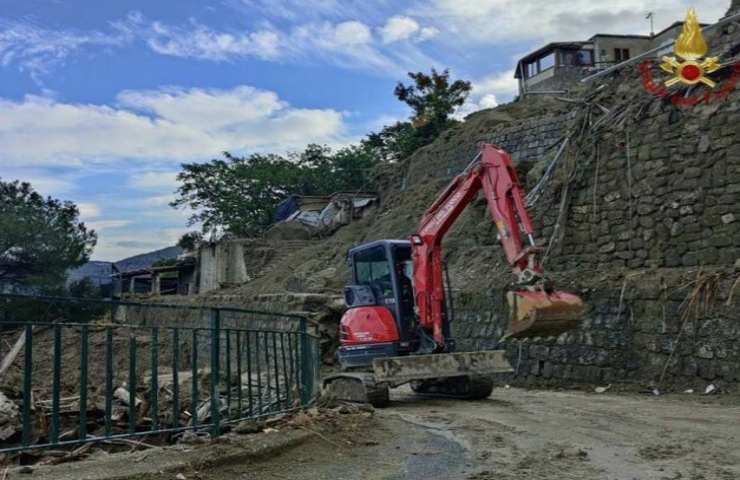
xmin=0 ymin=294 xmax=321 ymax=454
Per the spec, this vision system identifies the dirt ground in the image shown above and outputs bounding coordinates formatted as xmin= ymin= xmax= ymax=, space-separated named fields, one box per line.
xmin=171 ymin=387 xmax=739 ymax=480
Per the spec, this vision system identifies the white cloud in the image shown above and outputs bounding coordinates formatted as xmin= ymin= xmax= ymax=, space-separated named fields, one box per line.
xmin=235 ymin=0 xmax=345 ymax=21
xmin=147 ymin=21 xmax=281 ymax=61
xmin=0 ymin=10 xmax=437 ymax=79
xmin=128 ymin=171 xmax=180 ymax=191
xmin=87 ymin=219 xmax=131 ymax=231
xmin=333 ymin=21 xmax=373 ymax=45
xmin=380 ymin=16 xmax=420 ymax=43
xmin=77 ymin=202 xmax=101 ymax=219
xmin=421 ymin=0 xmax=727 ymax=45
xmin=139 ymin=16 xmax=436 ymax=76
xmin=417 ymin=26 xmax=440 ymax=42
xmin=380 ymin=16 xmax=438 ymax=44
xmin=455 ymin=69 xmax=518 ymax=117
xmin=0 ymin=168 xmax=77 ymax=196
xmin=474 ymin=69 xmax=518 ymax=99
xmin=92 ymin=227 xmax=186 ymax=261
xmin=0 ymin=85 xmax=347 ymax=167
xmin=0 ymin=15 xmax=136 ymax=82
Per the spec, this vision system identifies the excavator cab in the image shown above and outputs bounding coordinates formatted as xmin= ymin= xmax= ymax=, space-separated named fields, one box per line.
xmin=338 ymin=240 xmax=417 ymax=368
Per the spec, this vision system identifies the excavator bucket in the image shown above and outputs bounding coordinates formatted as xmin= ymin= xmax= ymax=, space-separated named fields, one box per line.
xmin=506 ymin=290 xmax=585 ymax=339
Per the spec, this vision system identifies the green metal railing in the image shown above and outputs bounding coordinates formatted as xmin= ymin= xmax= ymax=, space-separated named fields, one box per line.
xmin=0 ymin=294 xmax=321 ymax=454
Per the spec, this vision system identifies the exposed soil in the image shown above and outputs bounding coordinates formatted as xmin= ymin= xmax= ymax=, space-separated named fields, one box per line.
xmin=177 ymin=387 xmax=740 ymax=480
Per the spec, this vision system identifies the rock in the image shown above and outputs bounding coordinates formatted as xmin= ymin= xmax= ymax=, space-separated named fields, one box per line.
xmin=554 ymin=447 xmax=589 ymax=460
xmin=176 ymin=474 xmax=186 ymax=480
xmin=0 ymin=391 xmax=20 ymax=441
xmin=697 ymin=345 xmax=713 ymax=359
xmin=721 ymin=213 xmax=736 ymax=224
xmin=234 ymin=419 xmax=264 ymax=434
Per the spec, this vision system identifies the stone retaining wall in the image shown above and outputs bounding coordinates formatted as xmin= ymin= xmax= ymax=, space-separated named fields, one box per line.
xmin=451 ymin=280 xmax=740 ymax=389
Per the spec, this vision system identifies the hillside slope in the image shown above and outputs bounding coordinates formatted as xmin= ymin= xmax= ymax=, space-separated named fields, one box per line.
xmin=221 ymin=15 xmax=740 ymax=300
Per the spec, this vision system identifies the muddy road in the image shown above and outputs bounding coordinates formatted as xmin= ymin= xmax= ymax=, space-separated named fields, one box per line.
xmin=176 ymin=387 xmax=739 ymax=480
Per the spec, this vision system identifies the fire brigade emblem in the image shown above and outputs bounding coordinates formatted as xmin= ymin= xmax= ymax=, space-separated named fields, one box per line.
xmin=659 ymin=8 xmax=720 ymax=87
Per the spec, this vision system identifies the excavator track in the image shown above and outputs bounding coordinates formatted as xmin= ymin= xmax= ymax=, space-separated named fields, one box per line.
xmin=410 ymin=375 xmax=494 ymax=400
xmin=322 ymin=372 xmax=390 ymax=408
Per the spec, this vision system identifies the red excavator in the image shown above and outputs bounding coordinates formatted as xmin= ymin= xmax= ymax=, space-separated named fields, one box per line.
xmin=322 ymin=143 xmax=584 ymax=406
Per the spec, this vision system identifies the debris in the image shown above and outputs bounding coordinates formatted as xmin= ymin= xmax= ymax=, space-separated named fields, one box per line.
xmin=684 ymin=389 xmax=694 ymax=394
xmin=651 ymin=388 xmax=661 ymax=396
xmin=113 ymin=387 xmax=142 ymax=407
xmin=594 ymin=385 xmax=611 ymax=394
xmin=704 ymin=384 xmax=718 ymax=395
xmin=0 ymin=391 xmax=20 ymax=441
xmin=0 ymin=330 xmax=27 ymax=378
xmin=263 ymin=427 xmax=279 ymax=434
xmin=175 ymin=473 xmax=186 ymax=480
xmin=234 ymin=420 xmax=264 ymax=435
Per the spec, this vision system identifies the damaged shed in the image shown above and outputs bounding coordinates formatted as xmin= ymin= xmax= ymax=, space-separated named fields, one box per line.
xmin=268 ymin=192 xmax=377 ymax=239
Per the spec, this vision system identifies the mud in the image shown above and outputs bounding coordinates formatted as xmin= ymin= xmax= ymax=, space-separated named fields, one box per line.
xmin=185 ymin=387 xmax=739 ymax=480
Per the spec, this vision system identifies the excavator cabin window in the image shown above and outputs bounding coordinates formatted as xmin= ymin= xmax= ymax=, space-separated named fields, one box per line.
xmin=354 ymin=246 xmax=393 ymax=299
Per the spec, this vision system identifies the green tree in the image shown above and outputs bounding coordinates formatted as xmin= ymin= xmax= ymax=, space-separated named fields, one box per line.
xmin=362 ymin=121 xmax=425 ymax=163
xmin=177 ymin=231 xmax=203 ymax=251
xmin=0 ymin=179 xmax=97 ymax=288
xmin=171 ymin=145 xmax=379 ymax=237
xmin=394 ymin=68 xmax=472 ymax=140
xmin=171 ymin=152 xmax=302 ymax=237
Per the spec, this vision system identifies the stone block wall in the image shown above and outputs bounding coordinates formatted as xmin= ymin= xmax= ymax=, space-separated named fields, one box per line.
xmin=441 ymin=113 xmax=571 ymax=177
xmin=535 ymin=103 xmax=740 ymax=272
xmin=451 ymin=282 xmax=740 ymax=389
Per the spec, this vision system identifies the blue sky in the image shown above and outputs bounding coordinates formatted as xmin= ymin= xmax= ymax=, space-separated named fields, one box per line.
xmin=0 ymin=0 xmax=728 ymax=261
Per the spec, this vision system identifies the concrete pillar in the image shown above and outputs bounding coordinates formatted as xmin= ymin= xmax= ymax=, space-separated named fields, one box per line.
xmin=151 ymin=273 xmax=160 ymax=295
xmin=128 ymin=276 xmax=136 ymax=294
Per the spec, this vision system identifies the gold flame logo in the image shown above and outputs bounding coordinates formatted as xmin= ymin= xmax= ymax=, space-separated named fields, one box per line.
xmin=674 ymin=8 xmax=707 ymax=60
xmin=660 ymin=8 xmax=720 ymax=87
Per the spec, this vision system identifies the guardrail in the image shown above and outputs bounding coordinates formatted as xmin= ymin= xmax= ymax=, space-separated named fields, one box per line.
xmin=0 ymin=294 xmax=321 ymax=454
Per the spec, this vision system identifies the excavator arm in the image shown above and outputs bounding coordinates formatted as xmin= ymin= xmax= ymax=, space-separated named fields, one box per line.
xmin=411 ymin=143 xmax=583 ymax=346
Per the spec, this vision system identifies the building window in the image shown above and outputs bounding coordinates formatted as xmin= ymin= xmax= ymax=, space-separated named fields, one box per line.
xmin=576 ymin=50 xmax=593 ymax=66
xmin=614 ymin=48 xmax=630 ymax=62
xmin=539 ymin=53 xmax=555 ymax=71
xmin=527 ymin=61 xmax=538 ymax=78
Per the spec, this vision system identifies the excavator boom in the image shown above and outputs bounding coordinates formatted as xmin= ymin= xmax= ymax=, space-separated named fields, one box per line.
xmin=412 ymin=143 xmax=584 ymax=343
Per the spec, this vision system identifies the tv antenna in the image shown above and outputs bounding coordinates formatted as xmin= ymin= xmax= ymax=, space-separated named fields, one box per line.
xmin=646 ymin=11 xmax=655 ymax=36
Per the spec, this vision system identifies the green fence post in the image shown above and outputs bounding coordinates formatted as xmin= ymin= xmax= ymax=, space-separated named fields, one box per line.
xmin=191 ymin=329 xmax=199 ymax=428
xmin=210 ymin=308 xmax=221 ymax=438
xmin=172 ymin=328 xmax=180 ymax=428
xmin=225 ymin=329 xmax=231 ymax=418
xmin=51 ymin=324 xmax=61 ymax=444
xmin=299 ymin=318 xmax=313 ymax=406
xmin=128 ymin=333 xmax=137 ymax=434
xmin=150 ymin=327 xmax=159 ymax=431
xmin=105 ymin=327 xmax=113 ymax=437
xmin=79 ymin=324 xmax=89 ymax=440
xmin=21 ymin=324 xmax=33 ymax=447
xmin=236 ymin=332 xmax=243 ymax=416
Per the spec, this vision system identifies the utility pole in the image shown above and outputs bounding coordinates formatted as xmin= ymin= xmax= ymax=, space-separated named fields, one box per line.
xmin=645 ymin=12 xmax=655 ymax=36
